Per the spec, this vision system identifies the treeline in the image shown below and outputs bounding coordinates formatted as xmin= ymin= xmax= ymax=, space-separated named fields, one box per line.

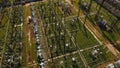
xmin=0 ymin=0 xmax=42 ymax=7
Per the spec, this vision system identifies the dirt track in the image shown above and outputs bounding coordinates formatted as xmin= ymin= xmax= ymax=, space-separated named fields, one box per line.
xmin=24 ymin=4 xmax=36 ymax=68
xmin=26 ymin=27 xmax=33 ymax=68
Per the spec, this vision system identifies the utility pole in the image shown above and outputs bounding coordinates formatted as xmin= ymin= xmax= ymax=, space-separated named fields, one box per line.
xmin=77 ymin=0 xmax=81 ymax=17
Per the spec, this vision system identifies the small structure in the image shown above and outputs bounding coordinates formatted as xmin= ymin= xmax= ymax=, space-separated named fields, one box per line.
xmin=72 ymin=57 xmax=78 ymax=68
xmin=90 ymin=47 xmax=101 ymax=61
xmin=114 ymin=60 xmax=120 ymax=67
xmin=39 ymin=62 xmax=44 ymax=68
xmin=27 ymin=16 xmax=32 ymax=24
xmin=60 ymin=61 xmax=64 ymax=64
xmin=92 ymin=49 xmax=98 ymax=55
xmin=65 ymin=43 xmax=70 ymax=52
xmin=60 ymin=60 xmax=64 ymax=68
xmin=71 ymin=19 xmax=75 ymax=26
xmin=61 ymin=2 xmax=71 ymax=15
xmin=106 ymin=63 xmax=115 ymax=68
xmin=80 ymin=2 xmax=88 ymax=11
xmin=66 ymin=43 xmax=69 ymax=47
xmin=72 ymin=57 xmax=76 ymax=61
xmin=97 ymin=16 xmax=108 ymax=30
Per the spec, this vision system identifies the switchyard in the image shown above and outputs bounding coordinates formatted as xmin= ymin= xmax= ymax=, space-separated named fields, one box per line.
xmin=0 ymin=0 xmax=120 ymax=68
